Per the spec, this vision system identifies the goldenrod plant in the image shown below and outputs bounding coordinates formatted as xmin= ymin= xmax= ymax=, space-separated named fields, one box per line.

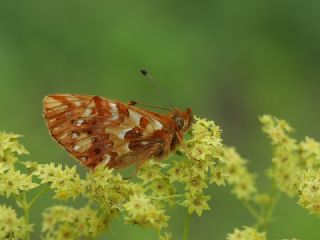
xmin=0 ymin=115 xmax=317 ymax=239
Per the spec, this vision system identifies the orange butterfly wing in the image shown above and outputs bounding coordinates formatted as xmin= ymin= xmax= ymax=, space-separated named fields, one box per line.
xmin=43 ymin=94 xmax=175 ymax=169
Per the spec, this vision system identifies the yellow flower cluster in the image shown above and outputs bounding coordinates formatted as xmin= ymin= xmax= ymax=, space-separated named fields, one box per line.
xmin=300 ymin=137 xmax=320 ymax=169
xmin=222 ymin=147 xmax=257 ymax=200
xmin=226 ymin=226 xmax=266 ymax=240
xmin=260 ymin=115 xmax=301 ymax=196
xmin=123 ymin=194 xmax=169 ymax=231
xmin=177 ymin=116 xmax=224 ymax=216
xmin=293 ymin=169 xmax=320 ymax=215
xmin=0 ymin=164 xmax=38 ymax=198
xmin=33 ymin=163 xmax=84 ymax=200
xmin=226 ymin=225 xmax=299 ymax=240
xmin=85 ymin=165 xmax=134 ymax=210
xmin=138 ymin=160 xmax=168 ymax=184
xmin=138 ymin=160 xmax=176 ymax=206
xmin=85 ymin=163 xmax=170 ymax=232
xmin=1 ymin=113 xmax=313 ymax=239
xmin=260 ymin=115 xmax=320 ymax=215
xmin=0 ymin=132 xmax=38 ymax=198
xmin=159 ymin=232 xmax=172 ymax=240
xmin=0 ymin=132 xmax=28 ymax=166
xmin=134 ymin=116 xmax=225 ymax=221
xmin=183 ymin=116 xmax=223 ymax=161
xmin=0 ymin=204 xmax=33 ymax=239
xmin=42 ymin=205 xmax=109 ymax=239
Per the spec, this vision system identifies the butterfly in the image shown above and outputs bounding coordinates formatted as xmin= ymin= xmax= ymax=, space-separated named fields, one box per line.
xmin=42 ymin=94 xmax=193 ymax=171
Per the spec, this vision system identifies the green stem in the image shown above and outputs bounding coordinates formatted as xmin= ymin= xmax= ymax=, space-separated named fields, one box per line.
xmin=266 ymin=191 xmax=280 ymax=220
xmin=15 ymin=187 xmax=49 ymax=240
xmin=259 ymin=191 xmax=281 ymax=230
xmin=242 ymin=201 xmax=261 ymax=222
xmin=149 ymin=194 xmax=185 ymax=200
xmin=28 ymin=186 xmax=49 ymax=208
xmin=22 ymin=192 xmax=30 ymax=240
xmin=182 ymin=213 xmax=192 ymax=240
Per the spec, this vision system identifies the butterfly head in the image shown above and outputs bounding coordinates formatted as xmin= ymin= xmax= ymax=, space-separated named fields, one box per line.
xmin=171 ymin=108 xmax=193 ymax=133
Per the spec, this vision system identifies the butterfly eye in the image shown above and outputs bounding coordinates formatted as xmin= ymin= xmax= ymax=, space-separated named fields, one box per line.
xmin=174 ymin=117 xmax=184 ymax=129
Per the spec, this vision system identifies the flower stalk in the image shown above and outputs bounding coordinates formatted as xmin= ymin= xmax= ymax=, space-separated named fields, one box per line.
xmin=182 ymin=213 xmax=192 ymax=240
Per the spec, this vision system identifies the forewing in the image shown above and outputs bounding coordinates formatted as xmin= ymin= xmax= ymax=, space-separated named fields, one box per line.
xmin=43 ymin=94 xmax=171 ymax=169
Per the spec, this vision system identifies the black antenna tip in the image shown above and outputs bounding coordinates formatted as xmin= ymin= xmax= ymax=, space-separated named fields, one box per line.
xmin=140 ymin=69 xmax=148 ymax=76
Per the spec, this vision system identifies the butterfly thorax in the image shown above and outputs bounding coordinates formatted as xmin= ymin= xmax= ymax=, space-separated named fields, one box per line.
xmin=168 ymin=108 xmax=193 ymax=150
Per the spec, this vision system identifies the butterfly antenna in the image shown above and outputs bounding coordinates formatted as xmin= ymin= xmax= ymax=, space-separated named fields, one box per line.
xmin=140 ymin=69 xmax=175 ymax=109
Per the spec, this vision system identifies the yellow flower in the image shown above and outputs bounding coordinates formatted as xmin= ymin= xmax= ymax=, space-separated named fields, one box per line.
xmin=23 ymin=161 xmax=39 ymax=172
xmin=182 ymin=192 xmax=211 ymax=217
xmin=260 ymin=115 xmax=294 ymax=146
xmin=34 ymin=164 xmax=84 ymax=200
xmin=159 ymin=232 xmax=172 ymax=240
xmin=0 ymin=132 xmax=28 ymax=168
xmin=299 ymin=137 xmax=320 ymax=168
xmin=85 ymin=164 xmax=132 ymax=209
xmin=182 ymin=116 xmax=223 ymax=161
xmin=0 ymin=204 xmax=33 ymax=239
xmin=185 ymin=174 xmax=208 ymax=194
xmin=210 ymin=164 xmax=227 ymax=186
xmin=124 ymin=194 xmax=169 ymax=230
xmin=167 ymin=160 xmax=188 ymax=183
xmin=0 ymin=132 xmax=29 ymax=158
xmin=0 ymin=167 xmax=38 ymax=198
xmin=222 ymin=147 xmax=257 ymax=200
xmin=149 ymin=177 xmax=175 ymax=197
xmin=226 ymin=226 xmax=267 ymax=240
xmin=175 ymin=116 xmax=224 ymax=216
xmin=42 ymin=205 xmax=109 ymax=239
xmin=294 ymin=169 xmax=320 ymax=215
xmin=138 ymin=159 xmax=166 ymax=184
xmin=260 ymin=115 xmax=301 ymax=196
xmin=123 ymin=194 xmax=151 ymax=217
xmin=231 ymin=173 xmax=257 ymax=200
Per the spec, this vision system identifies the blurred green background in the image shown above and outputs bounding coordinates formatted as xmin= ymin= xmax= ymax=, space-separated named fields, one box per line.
xmin=1 ymin=0 xmax=320 ymax=239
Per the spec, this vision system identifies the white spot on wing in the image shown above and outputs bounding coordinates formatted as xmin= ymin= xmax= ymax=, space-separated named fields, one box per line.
xmin=74 ymin=101 xmax=82 ymax=107
xmin=123 ymin=143 xmax=131 ymax=153
xmin=117 ymin=128 xmax=132 ymax=139
xmin=53 ymin=126 xmax=61 ymax=132
xmin=46 ymin=98 xmax=63 ymax=108
xmin=143 ymin=124 xmax=154 ymax=137
xmin=102 ymin=154 xmax=111 ymax=165
xmin=60 ymin=133 xmax=68 ymax=140
xmin=109 ymin=103 xmax=118 ymax=120
xmin=76 ymin=119 xmax=85 ymax=126
xmin=88 ymin=101 xmax=96 ymax=108
xmin=65 ymin=96 xmax=78 ymax=101
xmin=129 ymin=109 xmax=142 ymax=125
xmin=71 ymin=132 xmax=79 ymax=139
xmin=150 ymin=119 xmax=163 ymax=130
xmin=83 ymin=108 xmax=93 ymax=117
xmin=73 ymin=144 xmax=80 ymax=151
xmin=74 ymin=138 xmax=92 ymax=152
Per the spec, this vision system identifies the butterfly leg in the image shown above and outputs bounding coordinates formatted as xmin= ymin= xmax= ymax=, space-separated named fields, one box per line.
xmin=123 ymin=143 xmax=163 ymax=179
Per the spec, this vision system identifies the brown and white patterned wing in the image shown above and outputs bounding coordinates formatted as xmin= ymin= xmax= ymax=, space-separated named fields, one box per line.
xmin=43 ymin=94 xmax=171 ymax=169
xmin=105 ymin=104 xmax=172 ymax=168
